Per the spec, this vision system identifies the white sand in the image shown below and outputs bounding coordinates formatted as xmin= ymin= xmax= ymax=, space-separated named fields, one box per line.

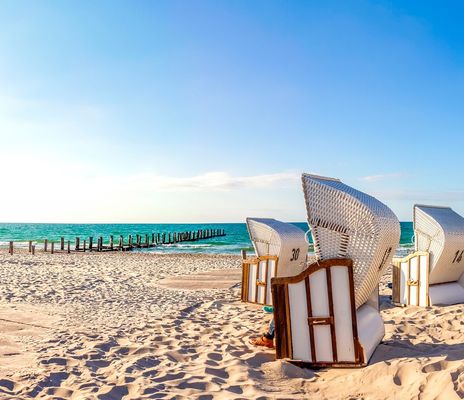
xmin=0 ymin=251 xmax=463 ymax=399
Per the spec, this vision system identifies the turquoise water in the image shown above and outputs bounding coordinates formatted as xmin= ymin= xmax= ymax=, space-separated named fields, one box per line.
xmin=0 ymin=222 xmax=414 ymax=255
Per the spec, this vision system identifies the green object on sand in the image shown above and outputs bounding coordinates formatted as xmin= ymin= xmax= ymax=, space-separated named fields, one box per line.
xmin=263 ymin=305 xmax=274 ymax=314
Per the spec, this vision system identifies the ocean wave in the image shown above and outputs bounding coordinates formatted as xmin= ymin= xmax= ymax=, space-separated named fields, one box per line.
xmin=0 ymin=241 xmax=33 ymax=248
xmin=161 ymin=243 xmax=211 ymax=248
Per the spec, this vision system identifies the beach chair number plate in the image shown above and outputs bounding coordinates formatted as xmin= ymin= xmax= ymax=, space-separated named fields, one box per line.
xmin=452 ymin=250 xmax=464 ymax=264
xmin=290 ymin=248 xmax=300 ymax=261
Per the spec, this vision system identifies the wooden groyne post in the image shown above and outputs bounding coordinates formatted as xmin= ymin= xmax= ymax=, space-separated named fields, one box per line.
xmin=7 ymin=228 xmax=226 ymax=255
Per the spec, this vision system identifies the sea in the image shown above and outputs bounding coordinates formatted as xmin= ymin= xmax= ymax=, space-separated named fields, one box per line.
xmin=0 ymin=222 xmax=414 ymax=257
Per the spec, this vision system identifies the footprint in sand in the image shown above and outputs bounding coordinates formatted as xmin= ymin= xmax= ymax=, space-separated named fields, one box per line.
xmin=93 ymin=339 xmax=119 ymax=352
xmin=205 ymin=367 xmax=229 ymax=379
xmin=44 ymin=387 xmax=74 ymax=398
xmin=153 ymin=372 xmax=186 ymax=383
xmin=234 ymin=383 xmax=254 ymax=395
xmin=85 ymin=359 xmax=111 ymax=370
xmin=393 ymin=364 xmax=424 ymax=386
xmin=125 ymin=355 xmax=160 ymax=373
xmin=28 ymin=372 xmax=70 ymax=398
xmin=97 ymin=384 xmax=129 ymax=399
xmin=205 ymin=359 xmax=219 ymax=367
xmin=40 ymin=356 xmax=77 ymax=367
xmin=207 ymin=352 xmax=223 ymax=362
xmin=166 ymin=350 xmax=188 ymax=363
xmin=423 ymin=359 xmax=449 ymax=373
xmin=0 ymin=379 xmax=17 ymax=393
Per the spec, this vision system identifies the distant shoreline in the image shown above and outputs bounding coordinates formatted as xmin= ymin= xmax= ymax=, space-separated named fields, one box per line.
xmin=0 ymin=221 xmax=415 ymax=256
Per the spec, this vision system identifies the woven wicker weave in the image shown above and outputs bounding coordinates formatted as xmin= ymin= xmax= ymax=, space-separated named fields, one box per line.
xmin=414 ymin=205 xmax=464 ymax=285
xmin=246 ymin=218 xmax=309 ymax=277
xmin=301 ymin=174 xmax=400 ymax=308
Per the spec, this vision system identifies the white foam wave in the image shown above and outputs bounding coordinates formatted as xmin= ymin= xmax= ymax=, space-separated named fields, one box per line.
xmin=0 ymin=241 xmax=32 ymax=248
xmin=161 ymin=244 xmax=211 ymax=248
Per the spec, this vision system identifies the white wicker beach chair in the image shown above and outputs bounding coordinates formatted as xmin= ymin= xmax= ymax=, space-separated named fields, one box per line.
xmin=271 ymin=174 xmax=400 ymax=367
xmin=392 ymin=204 xmax=464 ymax=306
xmin=241 ymin=218 xmax=308 ymax=306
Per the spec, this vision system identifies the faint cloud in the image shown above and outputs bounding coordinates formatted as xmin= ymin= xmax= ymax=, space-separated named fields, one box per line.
xmin=121 ymin=171 xmax=300 ymax=192
xmin=360 ymin=172 xmax=406 ymax=182
xmin=0 ymin=167 xmax=301 ymax=222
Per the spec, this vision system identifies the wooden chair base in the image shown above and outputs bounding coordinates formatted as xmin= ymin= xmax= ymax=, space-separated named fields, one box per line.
xmin=241 ymin=256 xmax=278 ymax=306
xmin=271 ymin=258 xmax=384 ymax=368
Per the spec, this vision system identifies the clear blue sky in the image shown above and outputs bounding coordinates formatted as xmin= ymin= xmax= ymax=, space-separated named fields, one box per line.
xmin=1 ymin=0 xmax=463 ymax=222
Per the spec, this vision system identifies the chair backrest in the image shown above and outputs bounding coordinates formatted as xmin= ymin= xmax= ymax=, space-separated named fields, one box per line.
xmin=246 ymin=218 xmax=309 ymax=277
xmin=301 ymin=174 xmax=400 ymax=308
xmin=414 ymin=204 xmax=464 ymax=285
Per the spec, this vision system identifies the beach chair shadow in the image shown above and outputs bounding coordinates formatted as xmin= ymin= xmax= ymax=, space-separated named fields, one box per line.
xmin=370 ymin=339 xmax=464 ymax=365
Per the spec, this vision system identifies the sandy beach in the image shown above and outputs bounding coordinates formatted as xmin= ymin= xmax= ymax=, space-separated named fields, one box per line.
xmin=0 ymin=251 xmax=462 ymax=399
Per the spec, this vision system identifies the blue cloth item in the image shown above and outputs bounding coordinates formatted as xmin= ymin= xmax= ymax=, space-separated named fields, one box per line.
xmin=264 ymin=318 xmax=275 ymax=340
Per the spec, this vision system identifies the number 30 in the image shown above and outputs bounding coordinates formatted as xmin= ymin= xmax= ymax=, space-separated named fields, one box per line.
xmin=290 ymin=248 xmax=300 ymax=261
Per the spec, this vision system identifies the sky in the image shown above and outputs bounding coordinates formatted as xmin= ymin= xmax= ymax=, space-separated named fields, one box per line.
xmin=0 ymin=0 xmax=464 ymax=223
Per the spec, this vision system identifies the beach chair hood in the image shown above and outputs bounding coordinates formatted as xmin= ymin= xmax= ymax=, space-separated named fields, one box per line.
xmin=246 ymin=217 xmax=308 ymax=277
xmin=414 ymin=205 xmax=464 ymax=285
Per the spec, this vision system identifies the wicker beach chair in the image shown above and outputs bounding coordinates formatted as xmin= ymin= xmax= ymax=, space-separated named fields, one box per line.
xmin=241 ymin=218 xmax=308 ymax=306
xmin=392 ymin=205 xmax=464 ymax=306
xmin=271 ymin=174 xmax=400 ymax=367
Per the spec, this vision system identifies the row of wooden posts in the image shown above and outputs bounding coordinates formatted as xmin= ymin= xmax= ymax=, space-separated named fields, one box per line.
xmin=6 ymin=228 xmax=226 ymax=255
